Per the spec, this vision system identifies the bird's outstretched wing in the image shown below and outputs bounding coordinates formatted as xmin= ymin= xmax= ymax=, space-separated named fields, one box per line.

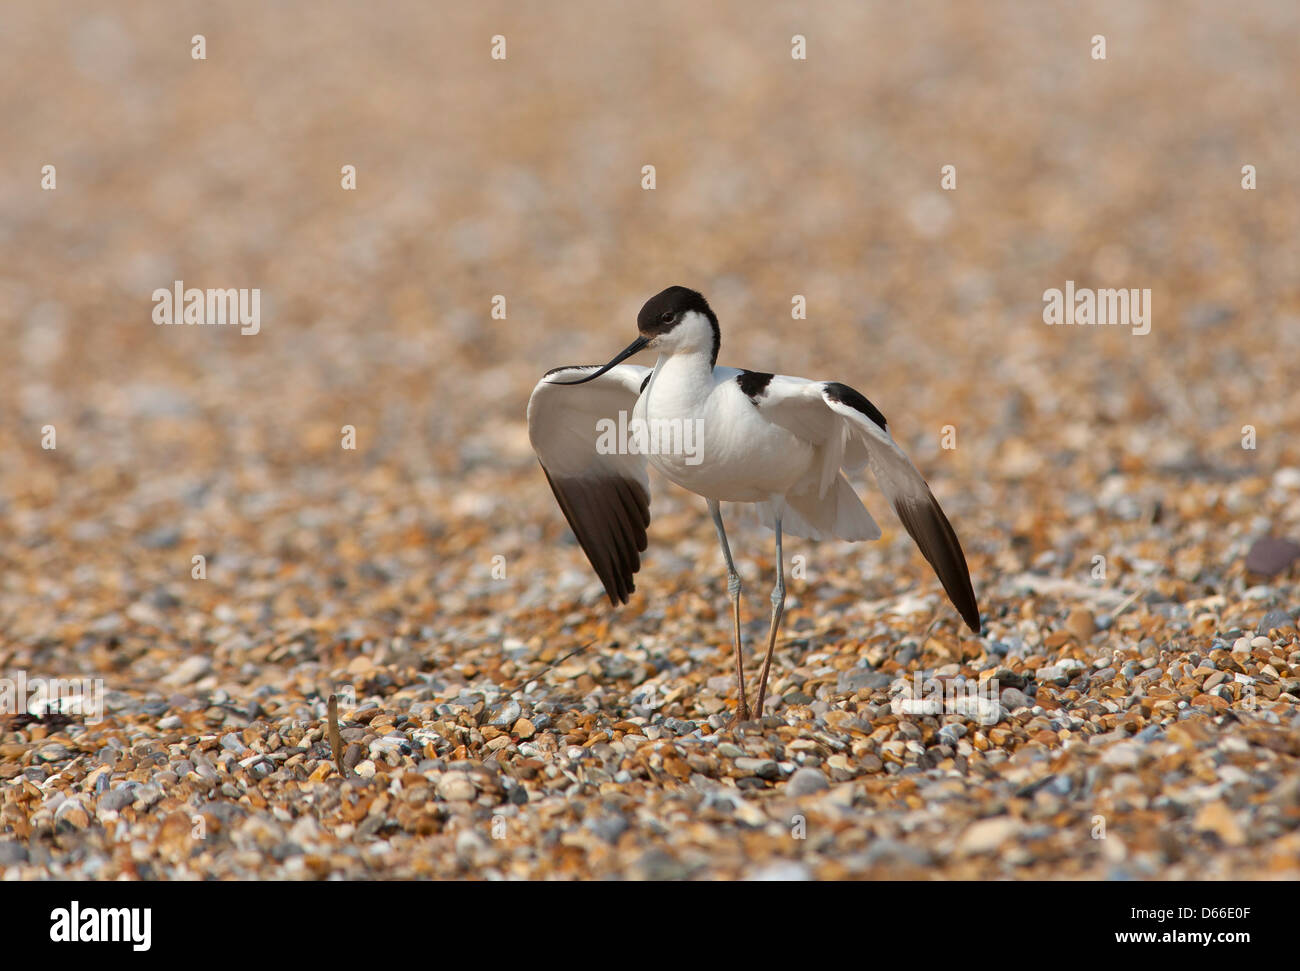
xmin=755 ymin=377 xmax=980 ymax=632
xmin=526 ymin=364 xmax=652 ymax=605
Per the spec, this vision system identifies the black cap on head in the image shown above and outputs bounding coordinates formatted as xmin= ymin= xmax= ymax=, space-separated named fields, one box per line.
xmin=637 ymin=286 xmax=720 ymax=366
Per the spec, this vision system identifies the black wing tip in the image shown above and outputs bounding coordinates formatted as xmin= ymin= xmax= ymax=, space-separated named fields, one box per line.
xmin=957 ymin=593 xmax=981 ymax=633
xmin=823 ymin=381 xmax=887 ymax=430
xmin=893 ymin=492 xmax=980 ymax=636
xmin=605 ymin=580 xmax=635 ymax=607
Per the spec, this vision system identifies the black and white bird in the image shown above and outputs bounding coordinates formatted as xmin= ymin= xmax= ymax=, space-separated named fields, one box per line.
xmin=527 ymin=286 xmax=979 ymax=724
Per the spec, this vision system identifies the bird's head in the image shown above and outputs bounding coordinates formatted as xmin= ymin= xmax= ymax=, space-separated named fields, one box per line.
xmin=636 ymin=286 xmax=719 ymax=363
xmin=555 ymin=286 xmax=720 ymax=386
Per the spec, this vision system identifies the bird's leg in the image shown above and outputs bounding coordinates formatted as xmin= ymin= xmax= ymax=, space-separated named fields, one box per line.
xmin=753 ymin=514 xmax=786 ymax=720
xmin=709 ymin=499 xmax=750 ymax=723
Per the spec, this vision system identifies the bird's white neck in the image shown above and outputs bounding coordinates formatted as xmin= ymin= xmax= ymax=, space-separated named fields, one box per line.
xmin=649 ymin=348 xmax=715 ymax=409
xmin=643 ymin=310 xmax=719 ymax=408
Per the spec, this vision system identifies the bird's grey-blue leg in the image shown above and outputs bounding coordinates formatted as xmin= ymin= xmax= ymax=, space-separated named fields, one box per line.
xmin=753 ymin=513 xmax=785 ymax=719
xmin=708 ymin=498 xmax=750 ymax=723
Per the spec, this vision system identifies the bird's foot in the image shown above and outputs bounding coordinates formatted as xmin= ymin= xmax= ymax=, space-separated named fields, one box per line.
xmin=726 ymin=702 xmax=753 ymax=733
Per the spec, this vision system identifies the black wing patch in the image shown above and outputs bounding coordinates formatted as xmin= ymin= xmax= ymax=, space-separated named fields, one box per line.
xmin=736 ymin=370 xmax=775 ymax=402
xmin=541 ymin=468 xmax=650 ymax=605
xmin=824 ymin=381 xmax=887 ymax=431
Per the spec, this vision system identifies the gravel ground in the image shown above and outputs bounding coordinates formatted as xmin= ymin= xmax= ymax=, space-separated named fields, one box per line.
xmin=2 ymin=1 xmax=1299 ymax=879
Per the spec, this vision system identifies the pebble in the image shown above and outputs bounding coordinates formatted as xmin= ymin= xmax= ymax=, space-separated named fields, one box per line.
xmin=733 ymin=758 xmax=780 ymax=780
xmin=437 ymin=776 xmax=476 ymax=801
xmin=98 ymin=787 xmax=135 ymax=812
xmin=957 ymin=817 xmax=1021 ymax=855
xmin=161 ymin=656 xmax=212 ymax=688
xmin=490 ymin=701 xmax=522 ymax=727
xmin=1000 ymin=688 xmax=1031 ymax=711
xmin=785 ymin=767 xmax=830 ymax=796
xmin=1258 ymin=609 xmax=1294 ymax=634
xmin=1065 ymin=609 xmax=1096 ymax=640
xmin=1244 ymin=536 xmax=1300 ymax=576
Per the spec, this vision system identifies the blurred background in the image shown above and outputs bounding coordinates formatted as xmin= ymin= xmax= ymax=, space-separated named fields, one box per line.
xmin=1 ymin=0 xmax=1298 ymax=724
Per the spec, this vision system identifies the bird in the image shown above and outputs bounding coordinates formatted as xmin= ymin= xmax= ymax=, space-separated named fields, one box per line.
xmin=527 ymin=285 xmax=979 ymax=725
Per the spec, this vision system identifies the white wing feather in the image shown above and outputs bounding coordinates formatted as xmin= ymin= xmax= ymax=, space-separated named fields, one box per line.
xmin=526 ymin=364 xmax=652 ymax=604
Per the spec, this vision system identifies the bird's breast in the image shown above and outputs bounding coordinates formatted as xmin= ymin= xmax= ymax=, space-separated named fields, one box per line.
xmin=637 ymin=379 xmax=814 ymax=501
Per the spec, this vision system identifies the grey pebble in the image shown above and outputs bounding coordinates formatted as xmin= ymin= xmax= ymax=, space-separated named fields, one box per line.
xmin=1259 ymin=609 xmax=1293 ymax=633
xmin=786 ymin=767 xmax=830 ymax=797
xmin=489 ymin=700 xmax=522 ymax=727
xmin=938 ymin=723 xmax=966 ymax=745
xmin=98 ymin=787 xmax=135 ymax=812
xmin=0 ymin=842 xmax=29 ymax=865
xmin=587 ymin=814 xmax=629 ymax=844
xmin=734 ymin=758 xmax=780 ymax=780
xmin=1000 ymin=687 xmax=1032 ymax=710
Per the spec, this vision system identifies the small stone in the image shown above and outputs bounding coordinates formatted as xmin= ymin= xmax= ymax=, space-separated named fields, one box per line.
xmin=98 ymin=787 xmax=134 ymax=812
xmin=1231 ymin=637 xmax=1252 ymax=655
xmin=0 ymin=842 xmax=28 ymax=865
xmin=785 ymin=767 xmax=829 ymax=797
xmin=1101 ymin=742 xmax=1142 ymax=769
xmin=1065 ymin=609 xmax=1096 ymax=640
xmin=1000 ymin=688 xmax=1031 ymax=711
xmin=1244 ymin=536 xmax=1300 ymax=577
xmin=1259 ymin=610 xmax=1295 ymax=634
xmin=733 ymin=757 xmax=780 ymax=780
xmin=161 ymin=655 xmax=212 ymax=688
xmin=132 ymin=784 xmax=164 ymax=810
xmin=1037 ymin=666 xmax=1069 ymax=686
xmin=938 ymin=723 xmax=966 ymax=745
xmin=950 ymin=695 xmax=1002 ymax=725
xmin=490 ymin=700 xmax=521 ymax=727
xmin=837 ymin=669 xmax=891 ymax=693
xmin=587 ymin=814 xmax=628 ymax=844
xmin=438 ymin=775 xmax=476 ymax=801
xmin=513 ymin=717 xmax=536 ymax=739
xmin=1194 ymin=801 xmax=1246 ymax=846
xmin=55 ymin=800 xmax=90 ymax=829
xmin=343 ymin=742 xmax=363 ymax=770
xmin=957 ymin=816 xmax=1021 ymax=854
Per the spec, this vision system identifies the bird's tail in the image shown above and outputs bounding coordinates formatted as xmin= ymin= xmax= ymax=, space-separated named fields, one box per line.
xmin=755 ymin=474 xmax=882 ymax=542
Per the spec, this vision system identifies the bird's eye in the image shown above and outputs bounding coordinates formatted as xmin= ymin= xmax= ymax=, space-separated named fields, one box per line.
xmin=660 ymin=311 xmax=674 ymax=323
